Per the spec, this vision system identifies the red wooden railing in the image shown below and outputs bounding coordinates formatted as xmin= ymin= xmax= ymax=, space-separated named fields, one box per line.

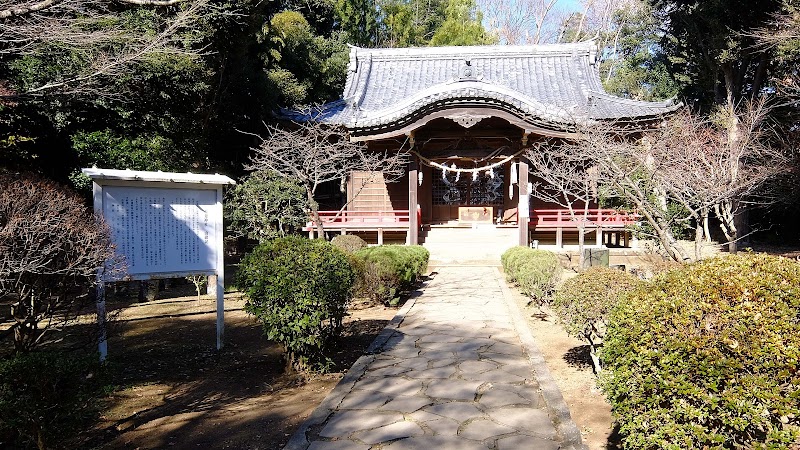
xmin=304 ymin=208 xmax=638 ymax=230
xmin=530 ymin=209 xmax=639 ymax=229
xmin=304 ymin=210 xmax=411 ymax=230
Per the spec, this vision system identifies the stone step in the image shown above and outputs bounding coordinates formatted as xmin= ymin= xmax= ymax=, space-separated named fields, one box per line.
xmin=423 ymin=244 xmax=517 ymax=264
xmin=421 ymin=228 xmax=518 ymax=244
xmin=420 ymin=226 xmax=522 ymax=263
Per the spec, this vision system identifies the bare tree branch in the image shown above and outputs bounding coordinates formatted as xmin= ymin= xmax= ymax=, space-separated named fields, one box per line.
xmin=0 ymin=173 xmax=120 ymax=352
xmin=0 ymin=0 xmax=211 ymax=98
xmin=118 ymin=0 xmax=187 ymax=6
xmin=0 ymin=0 xmax=63 ymax=19
xmin=247 ymin=117 xmax=410 ymax=239
xmin=526 ymin=141 xmax=598 ymax=264
xmin=478 ymin=0 xmax=564 ymax=44
xmin=530 ymin=100 xmax=791 ymax=262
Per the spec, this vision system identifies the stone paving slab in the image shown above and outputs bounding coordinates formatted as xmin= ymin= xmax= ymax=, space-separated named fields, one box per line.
xmin=284 ymin=265 xmax=586 ymax=450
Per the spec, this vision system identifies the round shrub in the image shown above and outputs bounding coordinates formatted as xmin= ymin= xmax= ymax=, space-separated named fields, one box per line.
xmin=602 ymin=254 xmax=800 ymax=449
xmin=237 ymin=237 xmax=354 ymax=372
xmin=501 ymin=247 xmax=562 ymax=302
xmin=345 ymin=253 xmax=368 ymax=302
xmin=353 ymin=245 xmax=429 ymax=306
xmin=331 ymin=234 xmax=368 ymax=253
xmin=403 ymin=245 xmax=430 ymax=276
xmin=500 ymin=246 xmax=531 ymax=281
xmin=552 ymin=267 xmax=641 ymax=373
xmin=224 ymin=171 xmax=309 ymax=244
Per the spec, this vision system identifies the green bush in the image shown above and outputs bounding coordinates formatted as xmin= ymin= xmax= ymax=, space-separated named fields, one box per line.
xmin=353 ymin=245 xmax=429 ymax=306
xmin=501 ymin=247 xmax=562 ymax=302
xmin=237 ymin=237 xmax=354 ymax=372
xmin=0 ymin=351 xmax=106 ymax=450
xmin=552 ymin=267 xmax=641 ymax=373
xmin=500 ymin=246 xmax=530 ymax=279
xmin=602 ymin=254 xmax=800 ymax=449
xmin=331 ymin=234 xmax=367 ymax=253
xmin=224 ymin=171 xmax=309 ymax=244
xmin=345 ymin=252 xmax=367 ymax=300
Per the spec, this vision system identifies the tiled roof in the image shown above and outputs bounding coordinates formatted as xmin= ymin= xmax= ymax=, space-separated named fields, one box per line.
xmin=286 ymin=42 xmax=681 ymax=133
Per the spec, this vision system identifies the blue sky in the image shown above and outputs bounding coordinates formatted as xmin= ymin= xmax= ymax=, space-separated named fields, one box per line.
xmin=556 ymin=0 xmax=582 ymax=12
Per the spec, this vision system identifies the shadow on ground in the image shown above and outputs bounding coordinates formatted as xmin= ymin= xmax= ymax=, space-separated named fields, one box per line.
xmin=563 ymin=344 xmax=594 ymax=370
xmin=69 ymin=296 xmax=393 ymax=450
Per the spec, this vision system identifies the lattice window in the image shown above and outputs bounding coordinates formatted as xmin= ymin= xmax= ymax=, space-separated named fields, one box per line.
xmin=432 ymin=166 xmax=504 ymax=206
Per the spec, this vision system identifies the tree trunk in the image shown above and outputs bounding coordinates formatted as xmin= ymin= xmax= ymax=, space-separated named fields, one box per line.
xmin=715 ymin=201 xmax=738 ymax=253
xmin=307 ymin=189 xmax=325 ymax=239
xmin=660 ymin=223 xmax=691 ymax=262
xmin=625 ymin=192 xmax=690 ymax=262
xmin=37 ymin=428 xmax=46 ymax=450
xmin=751 ymin=53 xmax=769 ymax=98
xmin=586 ymin=334 xmax=602 ymax=375
xmin=694 ymin=218 xmax=704 ymax=262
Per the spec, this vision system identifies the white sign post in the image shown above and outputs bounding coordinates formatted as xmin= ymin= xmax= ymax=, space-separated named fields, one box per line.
xmin=82 ymin=168 xmax=235 ymax=361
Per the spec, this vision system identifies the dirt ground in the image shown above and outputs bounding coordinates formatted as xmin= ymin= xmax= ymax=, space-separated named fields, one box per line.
xmin=82 ymin=284 xmax=396 ymax=450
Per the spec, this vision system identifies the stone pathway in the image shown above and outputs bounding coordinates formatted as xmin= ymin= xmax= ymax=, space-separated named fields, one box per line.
xmin=285 ymin=266 xmax=584 ymax=450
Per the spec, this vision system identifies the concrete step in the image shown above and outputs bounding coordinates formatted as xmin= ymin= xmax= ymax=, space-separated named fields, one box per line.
xmin=422 ymin=227 xmax=519 ymax=263
xmin=421 ymin=227 xmax=517 ymax=244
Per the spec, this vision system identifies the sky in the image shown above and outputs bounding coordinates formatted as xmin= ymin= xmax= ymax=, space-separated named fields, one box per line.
xmin=556 ymin=0 xmax=582 ymax=13
xmin=478 ymin=0 xmax=587 ymax=45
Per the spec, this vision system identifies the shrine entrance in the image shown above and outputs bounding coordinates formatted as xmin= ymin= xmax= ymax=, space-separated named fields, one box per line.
xmin=413 ymin=135 xmax=522 ymax=226
xmin=429 ymin=158 xmax=507 ymax=224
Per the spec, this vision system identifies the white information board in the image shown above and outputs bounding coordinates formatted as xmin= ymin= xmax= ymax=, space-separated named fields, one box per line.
xmin=82 ymin=168 xmax=235 ymax=359
xmin=102 ymin=186 xmax=220 ymax=278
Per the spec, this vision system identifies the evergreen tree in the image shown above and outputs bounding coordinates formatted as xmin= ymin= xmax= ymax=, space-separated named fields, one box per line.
xmin=336 ymin=0 xmax=380 ymax=46
xmin=599 ymin=4 xmax=679 ymax=101
xmin=429 ymin=0 xmax=496 ymax=46
xmin=377 ymin=0 xmax=447 ymax=47
xmin=649 ymin=0 xmax=783 ymax=109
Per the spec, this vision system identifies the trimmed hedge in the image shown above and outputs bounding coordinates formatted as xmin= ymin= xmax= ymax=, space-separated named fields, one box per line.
xmin=602 ymin=254 xmax=800 ymax=449
xmin=331 ymin=234 xmax=368 ymax=253
xmin=501 ymin=246 xmax=562 ymax=302
xmin=552 ymin=267 xmax=641 ymax=373
xmin=238 ymin=237 xmax=354 ymax=372
xmin=353 ymin=245 xmax=429 ymax=306
xmin=0 ymin=351 xmax=106 ymax=450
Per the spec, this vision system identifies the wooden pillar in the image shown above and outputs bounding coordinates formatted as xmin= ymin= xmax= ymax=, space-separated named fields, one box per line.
xmin=596 ymin=227 xmax=603 ymax=246
xmin=378 ymin=228 xmax=384 ymax=245
xmin=556 ymin=227 xmax=563 ymax=248
xmin=517 ymin=161 xmax=529 ymax=247
xmin=408 ymin=161 xmax=419 ymax=245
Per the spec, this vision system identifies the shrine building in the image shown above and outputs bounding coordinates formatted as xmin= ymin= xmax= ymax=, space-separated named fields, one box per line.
xmin=296 ymin=41 xmax=680 ymax=249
